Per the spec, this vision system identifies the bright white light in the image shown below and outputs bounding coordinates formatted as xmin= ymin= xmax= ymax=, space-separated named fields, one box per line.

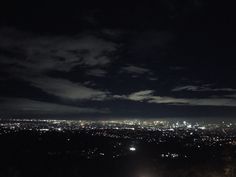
xmin=199 ymin=126 xmax=206 ymax=130
xmin=187 ymin=125 xmax=192 ymax=128
xmin=129 ymin=147 xmax=136 ymax=151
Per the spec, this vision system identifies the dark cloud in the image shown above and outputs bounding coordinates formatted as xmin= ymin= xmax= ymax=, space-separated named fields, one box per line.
xmin=0 ymin=28 xmax=117 ymax=116
xmin=1 ymin=1 xmax=236 ymax=119
xmin=0 ymin=28 xmax=117 ymax=100
xmin=0 ymin=97 xmax=109 ymax=114
xmin=0 ymin=28 xmax=117 ymax=72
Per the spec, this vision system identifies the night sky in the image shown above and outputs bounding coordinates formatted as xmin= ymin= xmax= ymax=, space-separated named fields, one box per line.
xmin=0 ymin=1 xmax=236 ymax=119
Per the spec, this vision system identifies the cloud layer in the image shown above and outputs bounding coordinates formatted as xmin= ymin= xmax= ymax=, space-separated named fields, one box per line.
xmin=1 ymin=27 xmax=236 ymax=118
xmin=115 ymin=90 xmax=236 ymax=107
xmin=0 ymin=28 xmax=116 ymax=102
xmin=28 ymin=77 xmax=109 ymax=100
xmin=172 ymin=85 xmax=236 ymax=92
xmin=0 ymin=97 xmax=108 ymax=114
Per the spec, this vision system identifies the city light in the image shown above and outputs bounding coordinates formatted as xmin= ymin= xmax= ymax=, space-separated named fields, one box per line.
xmin=129 ymin=147 xmax=136 ymax=151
